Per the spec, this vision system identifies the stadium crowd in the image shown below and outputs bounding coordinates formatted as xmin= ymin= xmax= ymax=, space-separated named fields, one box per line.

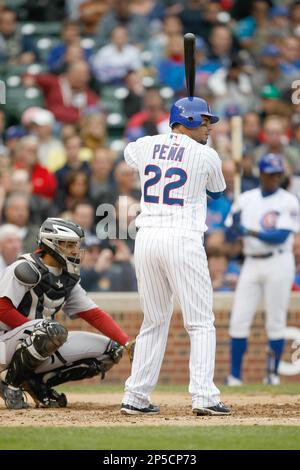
xmin=0 ymin=0 xmax=300 ymax=292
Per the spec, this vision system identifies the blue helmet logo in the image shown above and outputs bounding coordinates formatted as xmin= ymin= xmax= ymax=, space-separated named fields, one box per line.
xmin=259 ymin=153 xmax=284 ymax=174
xmin=169 ymin=97 xmax=219 ymax=129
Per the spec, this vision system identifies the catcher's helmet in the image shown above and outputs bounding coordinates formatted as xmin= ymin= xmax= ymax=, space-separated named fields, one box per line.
xmin=169 ymin=97 xmax=219 ymax=129
xmin=38 ymin=218 xmax=85 ymax=276
xmin=259 ymin=153 xmax=284 ymax=174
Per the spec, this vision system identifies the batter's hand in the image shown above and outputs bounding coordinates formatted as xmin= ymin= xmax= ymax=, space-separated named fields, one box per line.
xmin=125 ymin=340 xmax=135 ymax=363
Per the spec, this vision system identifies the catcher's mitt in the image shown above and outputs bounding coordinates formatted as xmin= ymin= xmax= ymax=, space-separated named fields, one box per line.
xmin=125 ymin=340 xmax=135 ymax=363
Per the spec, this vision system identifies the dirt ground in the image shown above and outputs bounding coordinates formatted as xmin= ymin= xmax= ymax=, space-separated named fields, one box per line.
xmin=1 ymin=393 xmax=300 ymax=427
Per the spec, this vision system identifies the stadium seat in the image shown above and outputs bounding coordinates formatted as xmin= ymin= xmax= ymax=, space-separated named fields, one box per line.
xmin=5 ymin=86 xmax=44 ymax=120
xmin=100 ymin=86 xmax=128 ymax=114
xmin=20 ymin=22 xmax=62 ymax=38
xmin=107 ymin=112 xmax=127 ymax=139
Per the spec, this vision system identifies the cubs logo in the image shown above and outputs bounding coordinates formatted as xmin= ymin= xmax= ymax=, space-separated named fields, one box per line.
xmin=260 ymin=211 xmax=280 ymax=230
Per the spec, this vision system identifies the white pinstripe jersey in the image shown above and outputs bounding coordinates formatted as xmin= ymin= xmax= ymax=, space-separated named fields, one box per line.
xmin=124 ymin=133 xmax=226 ymax=232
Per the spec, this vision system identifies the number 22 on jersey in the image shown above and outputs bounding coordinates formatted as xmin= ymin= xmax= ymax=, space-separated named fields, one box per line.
xmin=143 ymin=164 xmax=187 ymax=206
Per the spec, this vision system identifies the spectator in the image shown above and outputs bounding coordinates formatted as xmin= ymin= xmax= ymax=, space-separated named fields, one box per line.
xmin=80 ymin=112 xmax=107 ymax=152
xmin=123 ymin=70 xmax=144 ymax=118
xmin=290 ymin=121 xmax=300 ymax=151
xmin=208 ymin=55 xmax=255 ymax=116
xmin=115 ymin=195 xmax=140 ymax=253
xmin=254 ymin=116 xmax=300 ymax=174
xmin=92 ymin=26 xmax=142 ymax=85
xmin=24 ymin=108 xmax=65 ymax=170
xmin=55 ymin=135 xmax=91 ymax=191
xmin=194 ymin=36 xmax=220 ymax=91
xmin=3 ymin=126 xmax=27 ymax=160
xmin=157 ymin=34 xmax=185 ymax=92
xmin=258 ymin=84 xmax=291 ymax=121
xmin=3 ymin=193 xmax=39 ymax=253
xmin=293 ymin=233 xmax=300 ymax=290
xmin=55 ymin=169 xmax=90 ymax=212
xmin=268 ymin=6 xmax=290 ymax=42
xmin=148 ymin=15 xmax=183 ymax=66
xmin=279 ymin=36 xmax=300 ymax=74
xmin=23 ymin=61 xmax=99 ymax=125
xmin=234 ymin=0 xmax=270 ymax=53
xmin=290 ymin=1 xmax=300 ymax=36
xmin=96 ymin=0 xmax=149 ymax=48
xmin=208 ymin=251 xmax=239 ymax=292
xmin=0 ymin=224 xmax=23 ymax=275
xmin=9 ymin=169 xmax=59 ymax=225
xmin=198 ymin=0 xmax=223 ymax=43
xmin=0 ymin=110 xmax=5 ymax=146
xmin=243 ymin=112 xmax=261 ymax=152
xmin=179 ymin=0 xmax=206 ymax=36
xmin=0 ymin=7 xmax=38 ymax=64
xmin=72 ymin=201 xmax=95 ymax=237
xmin=90 ymin=147 xmax=115 ymax=202
xmin=14 ymin=136 xmax=57 ymax=200
xmin=252 ymin=45 xmax=298 ymax=96
xmin=47 ymin=20 xmax=93 ymax=73
xmin=113 ymin=161 xmax=140 ymax=200
xmin=79 ymin=0 xmax=110 ymax=35
xmin=129 ymin=0 xmax=165 ymax=23
xmin=80 ymin=237 xmax=137 ymax=292
xmin=126 ymin=88 xmax=169 ymax=140
xmin=208 ymin=24 xmax=235 ymax=69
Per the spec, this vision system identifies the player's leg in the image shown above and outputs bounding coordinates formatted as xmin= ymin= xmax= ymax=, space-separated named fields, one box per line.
xmin=122 ymin=228 xmax=173 ymax=412
xmin=23 ymin=332 xmax=123 ymax=407
xmin=161 ymin=231 xmax=224 ymax=411
xmin=264 ymin=253 xmax=295 ymax=384
xmin=229 ymin=258 xmax=263 ymax=383
xmin=0 ymin=319 xmax=67 ymax=409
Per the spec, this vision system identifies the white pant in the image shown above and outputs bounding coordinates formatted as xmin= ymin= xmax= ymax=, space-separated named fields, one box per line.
xmin=230 ymin=252 xmax=295 ymax=339
xmin=123 ymin=227 xmax=220 ymax=409
xmin=0 ymin=319 xmax=109 ymax=373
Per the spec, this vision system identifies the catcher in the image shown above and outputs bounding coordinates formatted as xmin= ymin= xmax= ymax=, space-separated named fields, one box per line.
xmin=0 ymin=218 xmax=134 ymax=409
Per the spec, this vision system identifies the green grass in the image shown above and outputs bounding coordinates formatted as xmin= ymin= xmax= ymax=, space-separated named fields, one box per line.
xmin=0 ymin=426 xmax=299 ymax=450
xmin=57 ymin=383 xmax=300 ymax=395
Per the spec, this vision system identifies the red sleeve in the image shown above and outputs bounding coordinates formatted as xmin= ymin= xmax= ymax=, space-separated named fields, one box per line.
xmin=51 ymin=104 xmax=80 ymax=123
xmin=78 ymin=307 xmax=129 ymax=346
xmin=34 ymin=74 xmax=58 ymax=93
xmin=0 ymin=297 xmax=29 ymax=329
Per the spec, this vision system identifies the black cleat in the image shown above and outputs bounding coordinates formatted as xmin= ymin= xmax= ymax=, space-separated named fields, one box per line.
xmin=121 ymin=403 xmax=160 ymax=415
xmin=22 ymin=377 xmax=67 ymax=408
xmin=193 ymin=402 xmax=231 ymax=416
xmin=0 ymin=380 xmax=29 ymax=409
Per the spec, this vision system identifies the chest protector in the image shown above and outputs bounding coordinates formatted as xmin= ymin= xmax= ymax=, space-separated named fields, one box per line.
xmin=16 ymin=253 xmax=78 ymax=320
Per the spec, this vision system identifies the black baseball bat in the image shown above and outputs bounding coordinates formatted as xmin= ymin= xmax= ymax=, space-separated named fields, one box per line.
xmin=184 ymin=33 xmax=196 ymax=98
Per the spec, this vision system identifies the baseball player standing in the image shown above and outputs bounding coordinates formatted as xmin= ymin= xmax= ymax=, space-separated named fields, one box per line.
xmin=121 ymin=97 xmax=231 ymax=416
xmin=226 ymin=154 xmax=300 ymax=385
xmin=0 ymin=218 xmax=134 ymax=409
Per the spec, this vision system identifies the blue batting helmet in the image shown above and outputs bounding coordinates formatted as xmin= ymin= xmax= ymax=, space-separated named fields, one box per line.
xmin=259 ymin=153 xmax=284 ymax=174
xmin=169 ymin=97 xmax=219 ymax=129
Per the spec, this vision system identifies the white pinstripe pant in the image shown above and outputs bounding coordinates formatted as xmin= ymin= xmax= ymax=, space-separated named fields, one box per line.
xmin=123 ymin=227 xmax=220 ymax=409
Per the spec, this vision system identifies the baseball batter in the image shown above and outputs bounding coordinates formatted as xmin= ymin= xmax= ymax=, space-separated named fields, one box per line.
xmin=226 ymin=154 xmax=300 ymax=385
xmin=121 ymin=97 xmax=231 ymax=416
xmin=0 ymin=218 xmax=134 ymax=409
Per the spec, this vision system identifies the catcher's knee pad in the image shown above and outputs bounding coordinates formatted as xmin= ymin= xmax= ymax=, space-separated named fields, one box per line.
xmin=4 ymin=320 xmax=68 ymax=388
xmin=27 ymin=319 xmax=68 ymax=358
